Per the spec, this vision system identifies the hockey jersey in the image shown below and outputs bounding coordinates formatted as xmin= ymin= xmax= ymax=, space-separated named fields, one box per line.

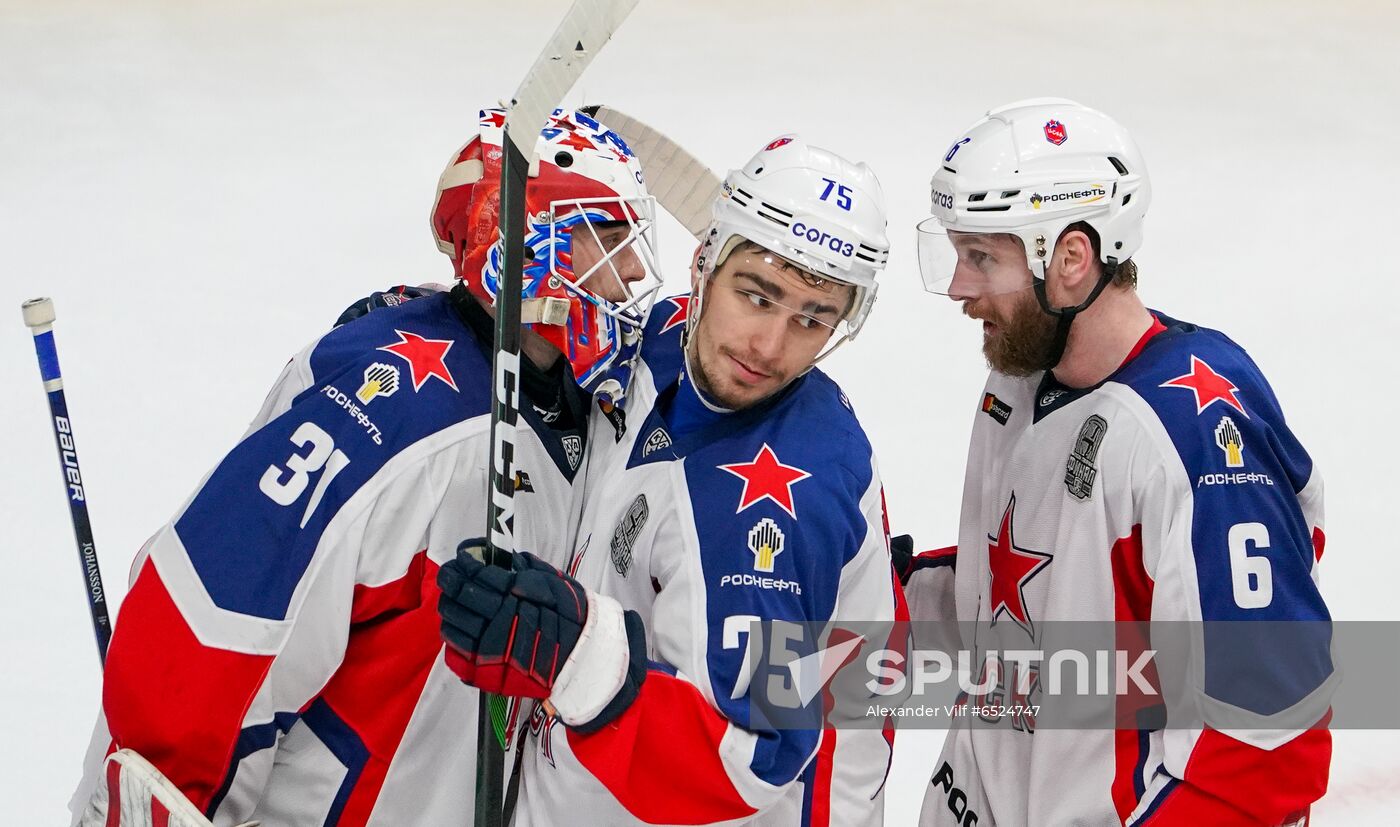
xmin=70 ymin=291 xmax=591 ymax=826
xmin=909 ymin=313 xmax=1333 ymax=827
xmin=511 ymin=296 xmax=905 ymax=827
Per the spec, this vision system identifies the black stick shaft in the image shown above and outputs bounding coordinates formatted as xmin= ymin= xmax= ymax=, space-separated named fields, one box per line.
xmin=22 ymin=298 xmax=112 ymax=667
xmin=476 ymin=123 xmax=530 ymax=827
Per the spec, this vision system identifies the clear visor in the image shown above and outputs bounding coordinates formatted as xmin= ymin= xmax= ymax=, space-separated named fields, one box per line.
xmin=703 ymin=246 xmax=867 ymax=365
xmin=916 ymin=218 xmax=1036 ymax=298
xmin=549 ymin=195 xmax=664 ymax=330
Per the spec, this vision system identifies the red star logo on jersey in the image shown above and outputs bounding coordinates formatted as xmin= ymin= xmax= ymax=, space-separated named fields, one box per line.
xmin=378 ymin=330 xmax=458 ymax=392
xmin=481 ymin=110 xmax=506 ymax=129
xmin=1160 ymin=355 xmax=1247 ymax=417
xmin=987 ymin=495 xmax=1052 ymax=638
xmin=659 ymin=296 xmax=690 ymax=333
xmin=719 ymin=444 xmax=812 ymax=519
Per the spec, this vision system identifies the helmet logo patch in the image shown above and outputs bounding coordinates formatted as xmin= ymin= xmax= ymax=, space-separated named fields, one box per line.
xmin=1044 ymin=119 xmax=1068 ymax=146
xmin=764 ymin=136 xmax=794 ymax=152
xmin=791 ymin=221 xmax=854 ymax=258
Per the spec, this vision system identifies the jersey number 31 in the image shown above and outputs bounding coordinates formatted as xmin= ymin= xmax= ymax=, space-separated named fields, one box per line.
xmin=259 ymin=421 xmax=351 ymax=529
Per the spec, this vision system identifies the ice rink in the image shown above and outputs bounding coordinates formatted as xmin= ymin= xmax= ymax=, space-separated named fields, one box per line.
xmin=4 ymin=0 xmax=1398 ymax=822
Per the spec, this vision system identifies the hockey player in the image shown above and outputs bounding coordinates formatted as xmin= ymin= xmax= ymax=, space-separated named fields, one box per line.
xmin=907 ymin=99 xmax=1332 ymax=826
xmin=70 ymin=107 xmax=662 ymax=826
xmin=436 ymin=137 xmax=907 ymax=825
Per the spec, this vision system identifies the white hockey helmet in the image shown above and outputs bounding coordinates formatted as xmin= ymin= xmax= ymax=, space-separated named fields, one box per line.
xmin=698 ymin=135 xmax=891 ymax=338
xmin=917 ymin=98 xmax=1151 ymax=296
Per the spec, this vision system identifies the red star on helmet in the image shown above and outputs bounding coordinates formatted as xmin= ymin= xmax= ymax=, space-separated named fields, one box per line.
xmin=378 ymin=330 xmax=458 ymax=392
xmin=1160 ymin=355 xmax=1246 ymax=417
xmin=659 ymin=296 xmax=690 ymax=333
xmin=719 ymin=444 xmax=812 ymax=519
xmin=987 ymin=495 xmax=1052 ymax=638
xmin=556 ymin=130 xmax=598 ymax=153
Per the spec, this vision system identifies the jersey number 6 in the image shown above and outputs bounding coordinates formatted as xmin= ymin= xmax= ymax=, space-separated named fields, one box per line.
xmin=259 ymin=421 xmax=351 ymax=529
xmin=1228 ymin=522 xmax=1273 ymax=609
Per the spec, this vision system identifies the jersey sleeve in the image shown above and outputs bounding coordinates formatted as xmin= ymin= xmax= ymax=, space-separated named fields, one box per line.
xmin=1125 ymin=364 xmax=1332 ymax=826
xmin=76 ymin=341 xmax=450 ymax=823
xmin=564 ymin=441 xmax=897 ymax=825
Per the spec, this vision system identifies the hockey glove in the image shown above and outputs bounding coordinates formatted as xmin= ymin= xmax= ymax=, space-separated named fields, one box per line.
xmin=890 ymin=533 xmax=915 ymax=585
xmin=438 ymin=544 xmax=648 ymax=733
xmin=333 ymin=284 xmax=441 ymax=327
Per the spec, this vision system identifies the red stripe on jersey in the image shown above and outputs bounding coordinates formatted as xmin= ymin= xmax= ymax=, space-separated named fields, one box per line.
xmin=1143 ymin=714 xmax=1332 ymax=826
xmin=104 ymin=758 xmax=121 ymax=827
xmin=567 ymin=671 xmax=758 ymax=824
xmin=313 ymin=551 xmax=445 ymax=826
xmin=1112 ymin=729 xmax=1145 ymax=824
xmin=915 ymin=546 xmax=958 ymax=564
xmin=1121 ymin=316 xmax=1168 ymax=368
xmin=1110 ymin=526 xmax=1159 ymax=821
xmin=103 ymin=560 xmax=275 ymax=813
xmin=808 ymin=728 xmax=837 ymax=827
xmin=1312 ymin=527 xmax=1326 ymax=563
xmin=152 ymin=797 xmax=170 ymax=827
xmin=879 ymin=487 xmax=892 ymax=547
xmin=1110 ymin=525 xmax=1153 ymax=622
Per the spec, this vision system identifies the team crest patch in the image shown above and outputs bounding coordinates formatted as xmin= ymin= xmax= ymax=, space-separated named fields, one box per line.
xmin=611 ymin=495 xmax=649 ymax=576
xmin=1214 ymin=416 xmax=1244 ymax=468
xmin=562 ymin=435 xmax=582 ymax=470
xmin=1044 ymin=119 xmax=1067 ymax=146
xmin=642 ymin=427 xmax=673 ymax=457
xmin=982 ymin=392 xmax=1013 ymax=425
xmin=356 ymin=363 xmax=400 ymax=404
xmin=1064 ymin=415 xmax=1108 ymax=500
xmin=748 ymin=517 xmax=785 ymax=574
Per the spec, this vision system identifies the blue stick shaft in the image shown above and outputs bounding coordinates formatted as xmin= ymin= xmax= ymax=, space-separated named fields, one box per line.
xmin=26 ymin=307 xmax=112 ymax=667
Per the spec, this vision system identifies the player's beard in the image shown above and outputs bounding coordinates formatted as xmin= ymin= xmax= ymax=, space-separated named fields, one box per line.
xmin=969 ymin=289 xmax=1059 ymax=377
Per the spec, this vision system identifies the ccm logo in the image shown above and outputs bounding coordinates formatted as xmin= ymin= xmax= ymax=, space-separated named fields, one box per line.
xmin=791 ymin=222 xmax=854 ymax=257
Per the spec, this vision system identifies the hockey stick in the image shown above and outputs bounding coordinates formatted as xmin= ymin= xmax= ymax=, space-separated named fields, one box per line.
xmin=21 ymin=297 xmax=113 ymax=668
xmin=480 ymin=2 xmax=639 ymax=824
xmin=584 ymin=105 xmax=721 ymax=241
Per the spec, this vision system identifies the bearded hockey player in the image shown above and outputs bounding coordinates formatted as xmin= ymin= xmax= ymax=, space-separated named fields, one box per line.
xmin=436 ymin=137 xmax=907 ymax=825
xmin=70 ymin=107 xmax=661 ymax=827
xmin=908 ymin=99 xmax=1332 ymax=826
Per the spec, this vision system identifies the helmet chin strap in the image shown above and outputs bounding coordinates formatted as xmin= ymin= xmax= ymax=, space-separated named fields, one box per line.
xmin=1031 ymin=256 xmax=1119 ymax=368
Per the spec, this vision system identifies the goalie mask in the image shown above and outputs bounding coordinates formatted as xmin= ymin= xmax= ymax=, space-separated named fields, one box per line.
xmin=689 ymin=135 xmax=891 ymax=364
xmin=431 ymin=108 xmax=662 ymax=394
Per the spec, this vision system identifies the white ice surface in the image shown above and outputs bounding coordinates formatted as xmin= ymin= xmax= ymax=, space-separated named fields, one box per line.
xmin=3 ymin=0 xmax=1398 ymax=822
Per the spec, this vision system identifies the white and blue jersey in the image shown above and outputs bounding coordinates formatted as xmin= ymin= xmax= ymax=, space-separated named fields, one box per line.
xmin=911 ymin=313 xmax=1332 ymax=827
xmin=72 ymin=290 xmax=589 ymax=826
xmin=513 ymin=296 xmax=904 ymax=827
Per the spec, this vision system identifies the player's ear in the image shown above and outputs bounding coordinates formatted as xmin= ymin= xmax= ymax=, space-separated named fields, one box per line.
xmin=1052 ymin=229 xmax=1097 ymax=300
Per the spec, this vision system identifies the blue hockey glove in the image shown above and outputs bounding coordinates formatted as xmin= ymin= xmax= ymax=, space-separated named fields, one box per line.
xmin=438 ymin=544 xmax=647 ymax=733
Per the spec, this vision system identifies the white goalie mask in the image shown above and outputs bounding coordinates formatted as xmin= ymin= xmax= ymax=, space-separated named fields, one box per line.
xmin=694 ymin=135 xmax=891 ymax=350
xmin=917 ymin=98 xmax=1151 ymax=297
